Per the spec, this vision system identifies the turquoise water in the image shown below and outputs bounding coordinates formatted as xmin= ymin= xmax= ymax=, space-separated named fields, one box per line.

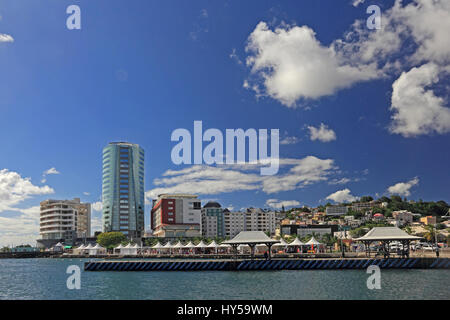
xmin=0 ymin=259 xmax=448 ymax=299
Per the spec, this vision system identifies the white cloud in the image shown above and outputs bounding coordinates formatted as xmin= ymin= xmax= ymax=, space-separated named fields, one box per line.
xmin=0 ymin=169 xmax=55 ymax=246
xmin=307 ymin=123 xmax=337 ymax=142
xmin=0 ymin=33 xmax=13 ymax=42
xmin=41 ymin=167 xmax=60 ymax=183
xmin=387 ymin=177 xmax=419 ymax=197
xmin=44 ymin=167 xmax=60 ymax=175
xmin=328 ymin=178 xmax=351 ymax=185
xmin=230 ymin=48 xmax=243 ymax=65
xmin=244 ymin=22 xmax=378 ymax=107
xmin=91 ymin=201 xmax=102 ymax=212
xmin=352 ymin=0 xmax=365 ymax=7
xmin=189 ymin=9 xmax=209 ymax=41
xmin=265 ymin=199 xmax=300 ymax=209
xmin=146 ymin=156 xmax=336 ymax=200
xmin=326 ymin=188 xmax=358 ymax=203
xmin=0 ymin=169 xmax=54 ymax=212
xmin=280 ymin=135 xmax=300 ymax=145
xmin=83 ymin=192 xmax=90 ymax=196
xmin=389 ymin=63 xmax=450 ymax=137
xmin=242 ymin=1 xmax=450 ymax=138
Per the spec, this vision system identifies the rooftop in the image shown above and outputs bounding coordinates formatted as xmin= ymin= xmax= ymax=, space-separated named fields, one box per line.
xmin=355 ymin=227 xmax=422 ymax=241
xmin=203 ymin=201 xmax=222 ymax=208
xmin=223 ymin=231 xmax=280 ymax=245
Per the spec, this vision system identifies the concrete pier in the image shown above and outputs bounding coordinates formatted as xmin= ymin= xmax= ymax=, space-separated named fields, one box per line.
xmin=84 ymin=257 xmax=450 ymax=271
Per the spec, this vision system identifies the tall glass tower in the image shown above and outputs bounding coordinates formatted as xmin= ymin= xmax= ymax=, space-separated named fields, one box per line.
xmin=102 ymin=142 xmax=145 ymax=239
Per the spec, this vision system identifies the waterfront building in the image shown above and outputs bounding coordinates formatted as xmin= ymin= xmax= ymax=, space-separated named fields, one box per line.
xmin=224 ymin=208 xmax=276 ymax=238
xmin=326 ymin=206 xmax=348 ymax=216
xmin=102 ymin=142 xmax=145 ymax=239
xmin=201 ymin=201 xmax=225 ymax=238
xmin=280 ymin=224 xmax=339 ymax=237
xmin=39 ymin=198 xmax=91 ymax=246
xmin=151 ymin=194 xmax=202 ymax=238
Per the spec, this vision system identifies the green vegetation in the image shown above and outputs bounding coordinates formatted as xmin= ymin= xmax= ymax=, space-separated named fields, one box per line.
xmin=97 ymin=232 xmax=127 ymax=249
xmin=349 ymin=222 xmax=392 ymax=238
xmin=382 ymin=197 xmax=448 ymax=217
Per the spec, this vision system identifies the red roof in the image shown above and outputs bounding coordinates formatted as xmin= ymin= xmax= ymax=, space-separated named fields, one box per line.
xmin=374 ymin=213 xmax=384 ymax=217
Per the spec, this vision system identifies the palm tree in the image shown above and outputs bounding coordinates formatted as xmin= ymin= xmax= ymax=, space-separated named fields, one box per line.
xmin=423 ymin=225 xmax=436 ymax=242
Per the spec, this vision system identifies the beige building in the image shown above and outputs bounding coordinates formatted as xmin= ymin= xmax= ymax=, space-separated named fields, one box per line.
xmin=40 ymin=198 xmax=91 ymax=241
xmin=224 ymin=208 xmax=276 ymax=238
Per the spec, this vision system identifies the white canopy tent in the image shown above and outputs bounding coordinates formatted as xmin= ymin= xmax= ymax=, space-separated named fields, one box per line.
xmin=306 ymin=236 xmax=322 ymax=245
xmin=89 ymin=243 xmax=106 ymax=255
xmin=195 ymin=240 xmax=208 ymax=249
xmin=184 ymin=241 xmax=196 ymax=249
xmin=207 ymin=240 xmax=218 ymax=253
xmin=273 ymin=238 xmax=288 ymax=247
xmin=287 ymin=238 xmax=305 ymax=246
xmin=162 ymin=241 xmax=173 ymax=253
xmin=53 ymin=242 xmax=64 ymax=252
xmin=152 ymin=242 xmax=163 ymax=249
xmin=73 ymin=244 xmax=86 ymax=255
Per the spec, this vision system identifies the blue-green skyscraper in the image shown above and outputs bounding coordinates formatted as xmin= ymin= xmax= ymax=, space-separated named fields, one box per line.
xmin=102 ymin=142 xmax=145 ymax=239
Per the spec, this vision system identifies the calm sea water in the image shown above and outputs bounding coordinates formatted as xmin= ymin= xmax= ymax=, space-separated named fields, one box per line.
xmin=0 ymin=258 xmax=448 ymax=300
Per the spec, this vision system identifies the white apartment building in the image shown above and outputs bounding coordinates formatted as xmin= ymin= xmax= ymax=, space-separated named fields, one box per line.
xmin=326 ymin=206 xmax=349 ymax=216
xmin=40 ymin=198 xmax=91 ymax=241
xmin=224 ymin=208 xmax=276 ymax=238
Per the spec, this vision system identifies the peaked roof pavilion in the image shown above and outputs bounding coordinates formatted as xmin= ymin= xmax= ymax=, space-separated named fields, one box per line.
xmin=355 ymin=227 xmax=422 ymax=241
xmin=222 ymin=231 xmax=280 ymax=245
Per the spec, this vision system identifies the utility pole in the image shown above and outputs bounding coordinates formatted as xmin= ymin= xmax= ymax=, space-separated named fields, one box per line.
xmin=434 ymin=223 xmax=439 ymax=258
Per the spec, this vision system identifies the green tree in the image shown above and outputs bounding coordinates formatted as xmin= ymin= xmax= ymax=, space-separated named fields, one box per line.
xmin=97 ymin=232 xmax=127 ymax=249
xmin=360 ymin=196 xmax=373 ymax=203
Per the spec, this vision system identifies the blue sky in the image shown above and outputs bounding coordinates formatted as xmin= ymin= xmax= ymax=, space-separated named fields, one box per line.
xmin=0 ymin=0 xmax=449 ymax=245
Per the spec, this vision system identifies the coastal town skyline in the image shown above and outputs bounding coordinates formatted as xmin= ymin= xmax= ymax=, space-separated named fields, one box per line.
xmin=1 ymin=0 xmax=450 ymax=247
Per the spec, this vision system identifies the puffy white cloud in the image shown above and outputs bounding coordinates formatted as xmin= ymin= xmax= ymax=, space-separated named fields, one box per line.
xmin=0 ymin=169 xmax=54 ymax=211
xmin=242 ymin=1 xmax=450 ymax=139
xmin=326 ymin=188 xmax=358 ymax=203
xmin=244 ymin=22 xmax=379 ymax=107
xmin=389 ymin=63 xmax=450 ymax=137
xmin=0 ymin=33 xmax=13 ymax=42
xmin=265 ymin=199 xmax=300 ymax=209
xmin=397 ymin=0 xmax=450 ymax=65
xmin=146 ymin=156 xmax=336 ymax=200
xmin=387 ymin=177 xmax=419 ymax=197
xmin=307 ymin=123 xmax=337 ymax=142
xmin=0 ymin=169 xmax=55 ymax=246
